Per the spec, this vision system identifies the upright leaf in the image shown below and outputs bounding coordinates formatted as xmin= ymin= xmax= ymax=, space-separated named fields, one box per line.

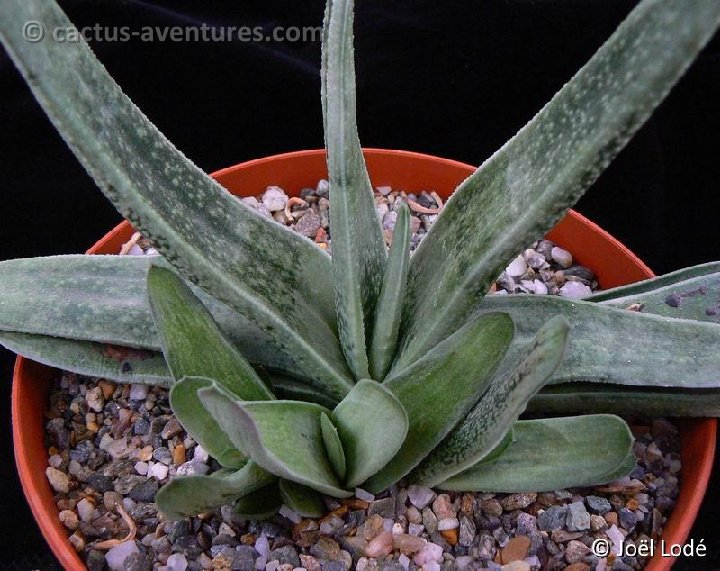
xmin=320 ymin=412 xmax=347 ymax=481
xmin=0 ymin=0 xmax=353 ymax=398
xmin=370 ymin=203 xmax=411 ymax=380
xmin=364 ymin=313 xmax=514 ymax=493
xmin=332 ymin=379 xmax=408 ymax=487
xmin=197 ymin=385 xmax=352 ymax=497
xmin=323 ymin=0 xmax=387 ymax=380
xmin=147 ymin=266 xmax=273 ymax=400
xmin=397 ymin=0 xmax=720 ymax=369
xmin=412 ymin=316 xmax=569 ymax=487
xmin=156 ymin=461 xmax=275 ymax=521
xmin=439 ymin=415 xmax=634 ymax=492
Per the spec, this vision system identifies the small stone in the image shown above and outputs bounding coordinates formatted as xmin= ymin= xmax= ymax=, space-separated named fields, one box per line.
xmin=564 ymin=540 xmax=590 ymax=564
xmin=432 ymin=494 xmax=456 ymax=520
xmin=105 ymin=540 xmax=140 ymax=571
xmin=500 ymin=493 xmax=536 ymax=511
xmin=393 ymin=533 xmax=426 ymax=554
xmin=422 ymin=508 xmax=438 ymax=534
xmin=619 ymin=508 xmax=637 ymax=531
xmin=590 ymin=514 xmax=608 ymax=531
xmin=173 ymin=443 xmax=187 ymax=465
xmin=414 ymin=542 xmax=443 ymax=566
xmin=293 ymin=210 xmax=322 ymax=238
xmin=565 ymin=501 xmax=590 ymax=531
xmin=500 ymin=536 xmax=531 ymax=564
xmin=77 ymin=497 xmax=96 ymax=522
xmin=506 ymin=255 xmax=528 ymax=277
xmin=586 ymin=495 xmax=612 ymax=515
xmin=46 ymin=466 xmax=69 ymax=493
xmin=362 ymin=531 xmax=393 ymax=558
xmin=176 ymin=461 xmax=210 ymax=477
xmin=458 ymin=516 xmax=476 ymax=547
xmin=437 ymin=517 xmax=459 ymax=531
xmin=368 ymin=497 xmax=396 ymax=519
xmin=68 ymin=531 xmax=86 ymax=552
xmin=124 ymin=552 xmax=153 ymax=571
xmin=263 ymin=187 xmax=289 ymax=212
xmin=406 ymin=505 xmax=422 ymax=524
xmin=559 ymin=281 xmax=592 ymax=299
xmin=129 ymin=384 xmax=149 ymax=401
xmin=134 ymin=461 xmax=149 ymax=476
xmin=129 ymin=479 xmax=158 ymax=502
xmin=86 ymin=386 xmax=105 ymax=413
xmin=60 ymin=509 xmax=79 ymax=530
xmin=439 ymin=528 xmax=458 ymax=546
xmin=300 ymin=555 xmax=320 ymax=571
xmin=551 ymin=247 xmax=573 ymax=268
xmin=310 ymin=537 xmax=343 ymax=561
xmin=355 ymin=488 xmax=375 ymax=503
xmin=537 ymin=505 xmax=566 ymax=532
xmin=500 ymin=562 xmax=530 ymax=571
xmin=267 ymin=546 xmax=300 ymax=568
xmin=87 ymin=550 xmax=107 ymax=571
xmin=605 ymin=512 xmax=618 ymax=526
xmin=481 ymin=499 xmax=503 ymax=517
xmin=161 ymin=419 xmax=183 ymax=439
xmin=550 ymin=530 xmax=582 ymax=544
xmin=407 ymin=485 xmax=436 ymax=510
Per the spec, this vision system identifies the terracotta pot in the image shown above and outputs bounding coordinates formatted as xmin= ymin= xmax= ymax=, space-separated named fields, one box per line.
xmin=12 ymin=149 xmax=716 ymax=570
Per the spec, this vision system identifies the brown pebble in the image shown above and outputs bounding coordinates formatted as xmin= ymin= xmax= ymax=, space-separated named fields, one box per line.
xmin=98 ymin=380 xmax=116 ymax=399
xmin=137 ymin=446 xmax=153 ymax=462
xmin=68 ymin=531 xmax=86 ymax=552
xmin=393 ymin=533 xmax=426 ymax=554
xmin=440 ymin=529 xmax=458 ymax=546
xmin=365 ymin=531 xmax=393 ymax=558
xmin=342 ymin=498 xmax=370 ymax=510
xmin=240 ymin=533 xmax=256 ymax=545
xmin=460 ymin=494 xmax=475 ymax=515
xmin=173 ymin=443 xmax=186 ymax=465
xmin=481 ymin=499 xmax=503 ymax=517
xmin=500 ymin=535 xmax=531 ymax=563
xmin=59 ymin=509 xmax=79 ymax=530
xmin=605 ymin=512 xmax=618 ymax=526
xmin=550 ymin=530 xmax=583 ymax=543
xmin=626 ymin=498 xmax=639 ymax=510
xmin=564 ymin=564 xmax=590 ymax=571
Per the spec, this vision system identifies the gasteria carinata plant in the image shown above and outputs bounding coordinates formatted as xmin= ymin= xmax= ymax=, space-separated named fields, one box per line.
xmin=1 ymin=0 xmax=720 ymax=520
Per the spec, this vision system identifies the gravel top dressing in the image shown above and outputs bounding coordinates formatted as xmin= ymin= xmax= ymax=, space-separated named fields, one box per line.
xmin=43 ymin=183 xmax=678 ymax=571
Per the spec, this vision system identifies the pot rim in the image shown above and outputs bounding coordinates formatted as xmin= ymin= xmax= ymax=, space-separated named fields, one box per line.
xmin=11 ymin=148 xmax=716 ymax=570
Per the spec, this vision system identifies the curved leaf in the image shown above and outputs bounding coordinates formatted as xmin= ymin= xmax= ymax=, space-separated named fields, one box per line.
xmin=412 ymin=316 xmax=569 ymax=487
xmin=268 ymin=375 xmax=341 ymax=409
xmin=323 ymin=0 xmax=387 ymax=380
xmin=439 ymin=415 xmax=634 ymax=492
xmin=398 ymin=0 xmax=720 ymax=369
xmin=197 ymin=385 xmax=351 ymax=497
xmin=234 ymin=484 xmax=283 ymax=520
xmin=332 ymin=379 xmax=408 ymax=487
xmin=156 ymin=460 xmax=275 ymax=520
xmin=365 ymin=313 xmax=514 ymax=493
xmin=279 ymin=479 xmax=326 ymax=518
xmin=320 ymin=412 xmax=347 ymax=482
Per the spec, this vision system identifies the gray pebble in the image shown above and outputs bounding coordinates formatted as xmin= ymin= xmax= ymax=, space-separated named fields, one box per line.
xmin=322 ymin=561 xmax=346 ymax=571
xmin=619 ymin=508 xmax=637 ymax=531
xmin=586 ymin=495 xmax=611 ymax=515
xmin=267 ymin=545 xmax=300 ymax=567
xmin=172 ymin=535 xmax=203 ymax=558
xmin=86 ymin=549 xmax=106 ymax=571
xmin=87 ymin=473 xmax=113 ymax=493
xmin=368 ymin=497 xmax=396 ymax=519
xmin=458 ymin=515 xmax=476 ymax=547
xmin=129 ymin=479 xmax=158 ymax=502
xmin=123 ymin=552 xmax=152 ymax=571
xmin=166 ymin=520 xmax=192 ymax=543
xmin=114 ymin=475 xmax=147 ymax=495
xmin=565 ymin=502 xmax=590 ymax=531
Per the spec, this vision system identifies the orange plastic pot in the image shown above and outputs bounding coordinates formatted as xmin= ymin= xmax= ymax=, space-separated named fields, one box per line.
xmin=12 ymin=149 xmax=716 ymax=570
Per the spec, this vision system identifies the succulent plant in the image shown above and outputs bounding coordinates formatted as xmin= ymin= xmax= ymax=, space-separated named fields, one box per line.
xmin=1 ymin=0 xmax=720 ymax=520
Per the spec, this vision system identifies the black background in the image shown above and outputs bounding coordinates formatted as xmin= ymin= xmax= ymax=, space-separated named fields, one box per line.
xmin=1 ymin=1 xmax=719 ymax=568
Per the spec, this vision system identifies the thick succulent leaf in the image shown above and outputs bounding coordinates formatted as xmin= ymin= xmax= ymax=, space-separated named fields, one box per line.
xmin=170 ymin=377 xmax=247 ymax=469
xmin=279 ymin=479 xmax=327 ymax=518
xmin=529 ymin=383 xmax=720 ymax=417
xmin=478 ymin=295 xmax=720 ymax=389
xmin=197 ymin=385 xmax=351 ymax=497
xmin=589 ymin=266 xmax=720 ymax=324
xmin=364 ymin=313 xmax=514 ymax=493
xmin=323 ymin=0 xmax=387 ymax=380
xmin=0 ymin=255 xmax=306 ymax=380
xmin=0 ymin=332 xmax=171 ymax=386
xmin=332 ymin=379 xmax=408 ymax=487
xmin=268 ymin=375 xmax=341 ymax=409
xmin=412 ymin=316 xmax=569 ymax=487
xmin=234 ymin=484 xmax=283 ymax=520
xmin=148 ymin=266 xmax=273 ymax=400
xmin=398 ymin=0 xmax=720 ymax=369
xmin=370 ymin=203 xmax=411 ymax=380
xmin=320 ymin=412 xmax=347 ymax=481
xmin=439 ymin=415 xmax=634 ymax=492
xmin=0 ymin=0 xmax=354 ymax=400
xmin=155 ymin=461 xmax=275 ymax=520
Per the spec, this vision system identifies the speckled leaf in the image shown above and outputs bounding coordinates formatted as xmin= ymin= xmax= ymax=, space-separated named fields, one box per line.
xmin=365 ymin=313 xmax=514 ymax=493
xmin=0 ymin=255 xmax=310 ymax=382
xmin=0 ymin=0 xmax=353 ymax=400
xmin=370 ymin=203 xmax=411 ymax=381
xmin=170 ymin=377 xmax=247 ymax=469
xmin=529 ymin=383 xmax=720 ymax=417
xmin=0 ymin=331 xmax=171 ymax=385
xmin=148 ymin=266 xmax=273 ymax=400
xmin=478 ymin=295 xmax=720 ymax=389
xmin=398 ymin=0 xmax=720 ymax=369
xmin=438 ymin=415 xmax=634 ymax=492
xmin=197 ymin=385 xmax=352 ymax=497
xmin=332 ymin=379 xmax=408 ymax=487
xmin=323 ymin=0 xmax=387 ymax=380
xmin=320 ymin=412 xmax=347 ymax=482
xmin=234 ymin=484 xmax=283 ymax=520
xmin=588 ymin=264 xmax=720 ymax=323
xmin=156 ymin=460 xmax=275 ymax=520
xmin=412 ymin=316 xmax=569 ymax=487
xmin=279 ymin=479 xmax=326 ymax=518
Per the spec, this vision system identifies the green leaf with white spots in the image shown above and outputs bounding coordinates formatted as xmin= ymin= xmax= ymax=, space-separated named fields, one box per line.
xmin=477 ymin=295 xmax=720 ymax=389
xmin=320 ymin=412 xmax=347 ymax=482
xmin=156 ymin=460 xmax=275 ymax=520
xmin=364 ymin=313 xmax=514 ymax=493
xmin=397 ymin=0 xmax=720 ymax=369
xmin=529 ymin=383 xmax=720 ymax=417
xmin=438 ymin=415 xmax=634 ymax=492
xmin=0 ymin=331 xmax=171 ymax=386
xmin=170 ymin=377 xmax=247 ymax=469
xmin=323 ymin=0 xmax=387 ymax=380
xmin=587 ymin=264 xmax=720 ymax=324
xmin=412 ymin=316 xmax=569 ymax=487
xmin=279 ymin=479 xmax=327 ymax=518
xmin=197 ymin=384 xmax=352 ymax=497
xmin=332 ymin=379 xmax=408 ymax=487
xmin=370 ymin=203 xmax=411 ymax=381
xmin=0 ymin=0 xmax=354 ymax=401
xmin=148 ymin=265 xmax=273 ymax=400
xmin=234 ymin=484 xmax=283 ymax=520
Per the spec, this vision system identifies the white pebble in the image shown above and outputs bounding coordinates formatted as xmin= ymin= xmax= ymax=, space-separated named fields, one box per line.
xmin=506 ymin=255 xmax=528 ymax=277
xmin=255 ymin=534 xmax=271 ymax=557
xmin=437 ymin=517 xmax=459 ymax=531
xmin=134 ymin=461 xmax=149 ymax=476
xmin=408 ymin=523 xmax=424 ymax=536
xmin=48 ymin=454 xmax=63 ymax=468
xmin=532 ymin=279 xmax=548 ymax=295
xmin=46 ymin=467 xmax=69 ymax=493
xmin=85 ymin=386 xmax=104 ymax=413
xmin=176 ymin=461 xmax=209 ymax=476
xmin=422 ymin=562 xmax=441 ymax=571
xmin=455 ymin=556 xmax=474 ymax=569
xmin=193 ymin=445 xmax=209 ymax=463
xmin=606 ymin=524 xmax=625 ymax=555
xmin=127 ymin=244 xmax=144 ymax=256
xmin=392 ymin=522 xmax=405 ymax=535
xmin=262 ymin=186 xmax=288 ymax=212
xmin=398 ymin=554 xmax=410 ymax=570
xmin=551 ymin=246 xmax=573 ymax=268
xmin=279 ymin=505 xmax=302 ymax=524
xmin=129 ymin=384 xmax=149 ymax=401
xmin=76 ymin=498 xmax=96 ymax=522
xmin=105 ymin=540 xmax=139 ymax=571
xmin=265 ymin=560 xmax=280 ymax=571
xmin=559 ymin=281 xmax=592 ymax=299
xmin=407 ymin=484 xmax=436 ymax=510
xmin=166 ymin=553 xmax=188 ymax=571
xmin=145 ymin=248 xmax=160 ymax=256
xmin=68 ymin=460 xmax=82 ymax=476
xmin=148 ymin=462 xmax=169 ymax=480
xmin=255 ymin=557 xmax=267 ymax=571
xmin=355 ymin=487 xmax=375 ymax=502
xmin=414 ymin=542 xmax=443 ymax=565
xmin=383 ymin=518 xmax=394 ymax=532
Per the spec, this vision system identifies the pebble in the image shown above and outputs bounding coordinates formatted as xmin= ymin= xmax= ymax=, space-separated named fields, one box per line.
xmin=500 ymin=536 xmax=530 ymax=564
xmin=500 ymin=493 xmax=536 ymax=511
xmin=432 ymin=494 xmax=456 ymax=520
xmin=586 ymin=495 xmax=612 ymax=514
xmin=105 ymin=540 xmax=139 ymax=571
xmin=407 ymin=485 xmax=436 ymax=510
xmin=565 ymin=502 xmax=590 ymax=531
xmin=262 ymin=186 xmax=289 ymax=212
xmin=505 ymin=256 xmax=528 ymax=278
xmin=129 ymin=384 xmax=149 ymax=401
xmin=537 ymin=505 xmax=566 ymax=532
xmin=365 ymin=532 xmax=394 ymax=558
xmin=551 ymin=246 xmax=573 ymax=268
xmin=46 ymin=466 xmax=69 ymax=493
xmin=559 ymin=280 xmax=592 ymax=298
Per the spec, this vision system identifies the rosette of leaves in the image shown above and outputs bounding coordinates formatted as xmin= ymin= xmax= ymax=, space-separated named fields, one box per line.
xmin=1 ymin=0 xmax=720 ymax=519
